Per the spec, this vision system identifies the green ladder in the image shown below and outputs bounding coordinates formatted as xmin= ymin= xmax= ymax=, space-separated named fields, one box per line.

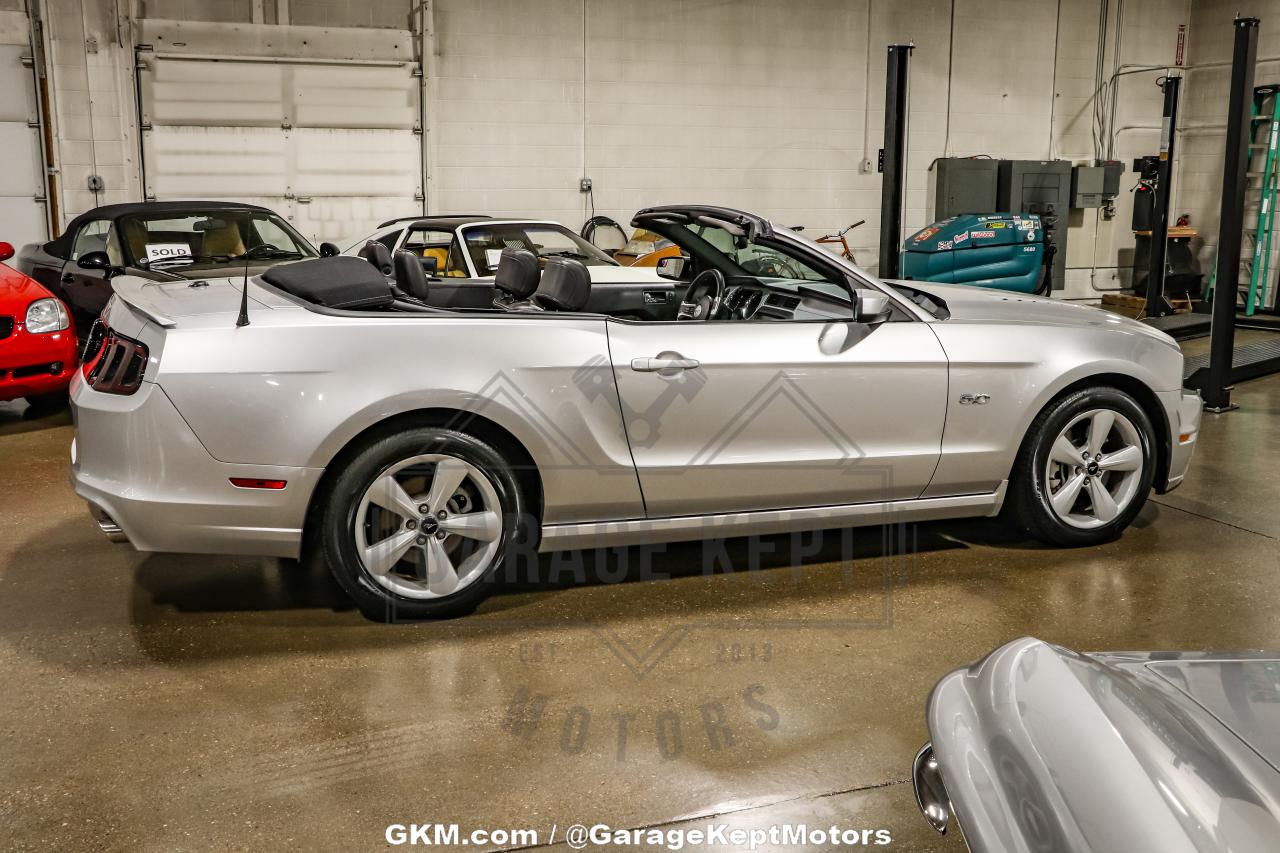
xmin=1207 ymin=84 xmax=1280 ymax=314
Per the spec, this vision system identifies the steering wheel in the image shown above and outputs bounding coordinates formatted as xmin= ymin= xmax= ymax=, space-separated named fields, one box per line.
xmin=241 ymin=243 xmax=282 ymax=259
xmin=677 ymin=268 xmax=726 ymax=321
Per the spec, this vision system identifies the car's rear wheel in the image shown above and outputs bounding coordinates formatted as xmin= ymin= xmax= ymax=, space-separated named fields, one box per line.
xmin=1007 ymin=386 xmax=1155 ymax=546
xmin=316 ymin=426 xmax=524 ymax=620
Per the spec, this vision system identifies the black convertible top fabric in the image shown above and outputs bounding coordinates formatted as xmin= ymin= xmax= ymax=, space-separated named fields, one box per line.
xmin=261 ymin=256 xmax=395 ymax=310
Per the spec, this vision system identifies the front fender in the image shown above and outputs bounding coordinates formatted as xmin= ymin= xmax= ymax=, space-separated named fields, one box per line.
xmin=923 ymin=321 xmax=1182 ymax=498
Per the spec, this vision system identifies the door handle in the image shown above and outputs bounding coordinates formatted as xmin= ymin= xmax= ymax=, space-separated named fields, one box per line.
xmin=631 ymin=356 xmax=700 ymax=373
xmin=61 ymin=273 xmax=75 ymax=283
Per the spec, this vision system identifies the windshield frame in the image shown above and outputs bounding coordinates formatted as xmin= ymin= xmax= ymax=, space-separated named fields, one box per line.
xmin=116 ymin=208 xmax=319 ymax=269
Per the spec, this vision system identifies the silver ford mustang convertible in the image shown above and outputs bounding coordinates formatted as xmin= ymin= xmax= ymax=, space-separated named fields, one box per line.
xmin=70 ymin=205 xmax=1201 ymax=619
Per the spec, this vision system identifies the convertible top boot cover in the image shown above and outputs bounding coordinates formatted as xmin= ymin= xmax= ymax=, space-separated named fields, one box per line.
xmin=261 ymin=256 xmax=396 ymax=310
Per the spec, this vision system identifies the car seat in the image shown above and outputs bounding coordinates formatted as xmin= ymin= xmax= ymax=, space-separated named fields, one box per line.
xmin=121 ymin=219 xmax=150 ymax=263
xmin=493 ymin=247 xmax=541 ymax=309
xmin=419 ymin=246 xmax=451 ymax=273
xmin=531 ymin=257 xmax=591 ymax=311
xmin=393 ymin=250 xmax=430 ymax=301
xmin=203 ymin=222 xmax=246 ymax=257
xmin=358 ymin=240 xmax=395 ymax=276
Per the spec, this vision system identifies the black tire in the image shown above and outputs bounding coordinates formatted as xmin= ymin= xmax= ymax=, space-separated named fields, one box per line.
xmin=1006 ymin=386 xmax=1156 ymax=547
xmin=314 ymin=426 xmax=527 ymax=621
xmin=24 ymin=389 xmax=69 ymax=410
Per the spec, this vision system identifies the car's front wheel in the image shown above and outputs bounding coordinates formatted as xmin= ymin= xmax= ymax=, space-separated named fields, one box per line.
xmin=316 ymin=426 xmax=525 ymax=620
xmin=1007 ymin=386 xmax=1156 ymax=546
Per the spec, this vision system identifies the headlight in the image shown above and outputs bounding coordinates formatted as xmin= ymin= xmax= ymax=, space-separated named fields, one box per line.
xmin=25 ymin=298 xmax=69 ymax=334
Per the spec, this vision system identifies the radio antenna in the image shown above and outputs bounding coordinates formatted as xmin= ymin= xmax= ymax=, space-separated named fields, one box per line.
xmin=236 ymin=250 xmax=251 ymax=327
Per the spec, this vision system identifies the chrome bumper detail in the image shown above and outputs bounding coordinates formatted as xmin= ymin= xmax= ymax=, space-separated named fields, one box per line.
xmin=912 ymin=743 xmax=951 ymax=835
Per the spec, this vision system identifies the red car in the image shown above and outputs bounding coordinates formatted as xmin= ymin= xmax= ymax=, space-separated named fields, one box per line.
xmin=0 ymin=240 xmax=78 ymax=407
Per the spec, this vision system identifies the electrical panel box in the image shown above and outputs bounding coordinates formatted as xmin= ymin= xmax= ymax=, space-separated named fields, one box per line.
xmin=1102 ymin=160 xmax=1124 ymax=196
xmin=929 ymin=158 xmax=999 ymax=222
xmin=1072 ymin=166 xmax=1106 ymax=208
xmin=997 ymin=159 xmax=1071 ymax=292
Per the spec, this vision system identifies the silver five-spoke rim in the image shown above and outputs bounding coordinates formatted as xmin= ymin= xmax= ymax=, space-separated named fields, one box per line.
xmin=354 ymin=454 xmax=502 ymax=599
xmin=1045 ymin=408 xmax=1144 ymax=530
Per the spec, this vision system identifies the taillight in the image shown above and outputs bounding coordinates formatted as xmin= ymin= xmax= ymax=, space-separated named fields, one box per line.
xmin=81 ymin=317 xmax=107 ymax=362
xmin=83 ymin=328 xmax=148 ymax=395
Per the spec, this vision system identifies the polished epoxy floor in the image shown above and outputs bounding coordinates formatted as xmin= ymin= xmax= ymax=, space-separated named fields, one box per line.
xmin=2 ymin=369 xmax=1278 ymax=851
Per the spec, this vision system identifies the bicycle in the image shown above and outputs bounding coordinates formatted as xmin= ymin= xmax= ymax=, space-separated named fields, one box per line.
xmin=813 ymin=220 xmax=865 ymax=265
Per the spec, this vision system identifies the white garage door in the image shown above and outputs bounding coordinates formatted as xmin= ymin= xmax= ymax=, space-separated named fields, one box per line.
xmin=0 ymin=44 xmax=48 ymax=248
xmin=137 ymin=54 xmax=423 ymax=246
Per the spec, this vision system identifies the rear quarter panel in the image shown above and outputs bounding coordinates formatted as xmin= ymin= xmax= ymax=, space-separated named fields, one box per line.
xmin=924 ymin=319 xmax=1183 ymax=497
xmin=154 ymin=310 xmax=645 ymax=524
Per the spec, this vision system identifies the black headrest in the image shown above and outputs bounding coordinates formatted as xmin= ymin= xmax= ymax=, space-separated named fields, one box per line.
xmin=533 ymin=257 xmax=591 ymax=311
xmin=495 ymin=247 xmax=540 ymax=299
xmin=394 ymin=250 xmax=429 ymax=299
xmin=358 ymin=240 xmax=394 ymax=275
xmin=261 ymin=256 xmax=395 ymax=310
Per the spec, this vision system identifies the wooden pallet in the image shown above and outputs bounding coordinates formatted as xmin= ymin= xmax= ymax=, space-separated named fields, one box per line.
xmin=1101 ymin=293 xmax=1194 ymax=319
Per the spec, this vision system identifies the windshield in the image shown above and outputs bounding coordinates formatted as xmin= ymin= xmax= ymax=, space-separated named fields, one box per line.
xmin=459 ymin=222 xmax=617 ymax=274
xmin=668 ymin=222 xmax=852 ymax=302
xmin=118 ymin=210 xmax=317 ymax=268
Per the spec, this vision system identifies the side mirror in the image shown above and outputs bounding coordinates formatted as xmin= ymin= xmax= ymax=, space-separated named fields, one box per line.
xmin=77 ymin=251 xmax=123 ymax=277
xmin=319 ymin=242 xmax=339 ymax=257
xmin=0 ymin=241 xmax=13 ymax=262
xmin=656 ymin=255 xmax=687 ymax=281
xmin=419 ymin=255 xmax=439 ymax=276
xmin=857 ymin=291 xmax=893 ymax=324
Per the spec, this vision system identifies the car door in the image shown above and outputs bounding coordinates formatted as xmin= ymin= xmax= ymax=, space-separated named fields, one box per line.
xmin=606 ymin=312 xmax=949 ymax=518
xmin=60 ymin=219 xmax=120 ymax=334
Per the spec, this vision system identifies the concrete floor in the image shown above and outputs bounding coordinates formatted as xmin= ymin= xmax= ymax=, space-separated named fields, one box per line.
xmin=3 ymin=369 xmax=1280 ymax=852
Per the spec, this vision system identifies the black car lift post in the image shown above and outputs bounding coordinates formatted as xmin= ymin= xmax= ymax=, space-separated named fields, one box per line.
xmin=1203 ymin=17 xmax=1260 ymax=412
xmin=1144 ymin=74 xmax=1181 ymax=318
xmin=878 ymin=43 xmax=913 ymax=280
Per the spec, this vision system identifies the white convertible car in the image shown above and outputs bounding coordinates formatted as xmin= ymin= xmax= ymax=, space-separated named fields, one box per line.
xmin=342 ymin=214 xmax=664 ymax=282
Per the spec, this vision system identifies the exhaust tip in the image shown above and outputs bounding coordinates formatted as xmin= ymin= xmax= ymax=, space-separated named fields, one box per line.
xmin=88 ymin=503 xmax=129 ymax=544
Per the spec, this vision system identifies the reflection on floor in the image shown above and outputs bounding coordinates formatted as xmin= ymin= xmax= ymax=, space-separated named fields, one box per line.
xmin=2 ymin=370 xmax=1278 ymax=851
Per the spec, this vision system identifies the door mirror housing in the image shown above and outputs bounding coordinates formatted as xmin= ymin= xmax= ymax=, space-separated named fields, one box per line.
xmin=77 ymin=251 xmax=124 ymax=278
xmin=0 ymin=241 xmax=13 ymax=262
xmin=656 ymin=255 xmax=687 ymax=281
xmin=319 ymin=241 xmax=340 ymax=257
xmin=857 ymin=291 xmax=893 ymax=324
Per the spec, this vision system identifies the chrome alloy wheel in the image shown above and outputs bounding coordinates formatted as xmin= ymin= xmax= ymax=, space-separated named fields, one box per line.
xmin=354 ymin=454 xmax=503 ymax=599
xmin=1044 ymin=408 xmax=1144 ymax=530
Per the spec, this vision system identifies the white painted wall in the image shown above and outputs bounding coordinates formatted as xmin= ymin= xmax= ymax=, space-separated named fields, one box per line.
xmin=29 ymin=0 xmax=1208 ymax=300
xmin=1176 ymin=2 xmax=1280 ymax=304
xmin=427 ymin=0 xmax=1190 ymax=296
xmin=41 ymin=0 xmax=143 ymax=221
xmin=0 ymin=8 xmax=47 ymax=247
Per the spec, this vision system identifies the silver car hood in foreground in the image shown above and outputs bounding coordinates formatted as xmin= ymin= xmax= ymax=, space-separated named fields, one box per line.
xmin=892 ymin=280 xmax=1180 ymax=346
xmin=924 ymin=638 xmax=1280 ymax=852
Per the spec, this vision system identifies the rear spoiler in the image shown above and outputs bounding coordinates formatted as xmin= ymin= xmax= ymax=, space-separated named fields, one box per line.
xmin=109 ymin=277 xmax=178 ymax=328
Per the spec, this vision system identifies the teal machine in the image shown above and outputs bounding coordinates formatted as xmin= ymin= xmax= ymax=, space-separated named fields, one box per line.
xmin=900 ymin=213 xmax=1054 ymax=294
